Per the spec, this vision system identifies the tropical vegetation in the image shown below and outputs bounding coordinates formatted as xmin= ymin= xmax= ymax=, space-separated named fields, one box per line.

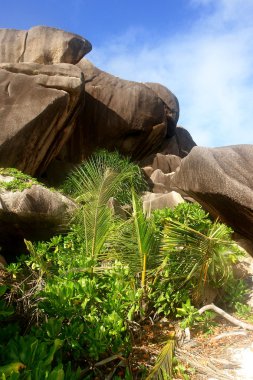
xmin=0 ymin=150 xmax=249 ymax=379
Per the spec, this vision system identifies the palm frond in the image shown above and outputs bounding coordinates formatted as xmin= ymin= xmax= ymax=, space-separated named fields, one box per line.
xmin=161 ymin=219 xmax=237 ymax=303
xmin=63 ymin=151 xmax=147 ymax=263
xmin=63 ymin=150 xmax=147 ymax=204
xmin=132 ymin=191 xmax=161 ymax=287
xmin=101 ymin=191 xmax=163 ymax=285
xmin=146 ymin=334 xmax=175 ymax=380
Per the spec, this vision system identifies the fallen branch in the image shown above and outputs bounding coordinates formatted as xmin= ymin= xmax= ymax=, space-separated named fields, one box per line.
xmin=198 ymin=303 xmax=253 ymax=331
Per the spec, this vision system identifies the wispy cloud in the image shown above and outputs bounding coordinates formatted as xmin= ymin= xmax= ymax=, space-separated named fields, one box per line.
xmin=89 ymin=0 xmax=253 ymax=147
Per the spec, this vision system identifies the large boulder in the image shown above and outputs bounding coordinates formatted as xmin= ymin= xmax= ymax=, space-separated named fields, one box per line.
xmin=141 ymin=153 xmax=185 ymax=213
xmin=141 ymin=153 xmax=181 ymax=176
xmin=142 ymin=191 xmax=184 ymax=215
xmin=141 ymin=153 xmax=181 ymax=193
xmin=0 ymin=62 xmax=84 ymax=176
xmin=0 ymin=26 xmax=92 ymax=65
xmin=0 ymin=171 xmax=75 ymax=260
xmin=170 ymin=145 xmax=253 ymax=256
xmin=0 ymin=184 xmax=75 ymax=238
xmin=57 ymin=59 xmax=179 ymax=163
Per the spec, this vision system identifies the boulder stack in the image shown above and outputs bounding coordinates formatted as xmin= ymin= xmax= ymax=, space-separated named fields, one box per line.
xmin=1 ymin=25 xmax=252 ymax=258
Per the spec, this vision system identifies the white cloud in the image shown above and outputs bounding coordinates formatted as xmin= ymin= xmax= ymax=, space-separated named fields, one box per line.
xmin=89 ymin=0 xmax=253 ymax=147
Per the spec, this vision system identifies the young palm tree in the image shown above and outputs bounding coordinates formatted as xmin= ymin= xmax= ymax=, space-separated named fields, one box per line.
xmin=109 ymin=191 xmax=162 ymax=289
xmin=161 ymin=219 xmax=240 ymax=304
xmin=63 ymin=150 xmax=147 ymax=266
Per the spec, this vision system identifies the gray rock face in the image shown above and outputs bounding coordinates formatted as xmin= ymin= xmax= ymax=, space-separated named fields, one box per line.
xmin=59 ymin=59 xmax=179 ymax=162
xmin=0 ymin=29 xmax=27 ymax=63
xmin=141 ymin=153 xmax=185 ymax=212
xmin=0 ymin=62 xmax=84 ymax=176
xmin=143 ymin=82 xmax=179 ymax=137
xmin=141 ymin=153 xmax=181 ymax=175
xmin=0 ymin=183 xmax=76 ymax=259
xmin=141 ymin=153 xmax=181 ymax=193
xmin=160 ymin=126 xmax=197 ymax=158
xmin=142 ymin=191 xmax=184 ymax=215
xmin=171 ymin=145 xmax=253 ymax=256
xmin=0 ymin=26 xmax=92 ymax=64
xmin=0 ymin=184 xmax=75 ymax=227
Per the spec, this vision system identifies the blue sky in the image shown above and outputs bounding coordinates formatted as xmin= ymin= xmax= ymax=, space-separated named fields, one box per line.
xmin=1 ymin=0 xmax=253 ymax=147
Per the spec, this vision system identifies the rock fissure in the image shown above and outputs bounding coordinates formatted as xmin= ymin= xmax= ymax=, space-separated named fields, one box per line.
xmin=18 ymin=30 xmax=28 ymax=63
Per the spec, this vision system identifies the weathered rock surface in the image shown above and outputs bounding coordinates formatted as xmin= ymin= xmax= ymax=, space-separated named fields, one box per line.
xmin=140 ymin=153 xmax=185 ymax=212
xmin=0 ymin=62 xmax=84 ymax=176
xmin=141 ymin=153 xmax=181 ymax=175
xmin=58 ymin=59 xmax=179 ymax=162
xmin=0 ymin=183 xmax=76 ymax=259
xmin=143 ymin=191 xmax=184 ymax=215
xmin=143 ymin=82 xmax=179 ymax=137
xmin=141 ymin=153 xmax=181 ymax=193
xmin=160 ymin=126 xmax=197 ymax=158
xmin=170 ymin=145 xmax=253 ymax=256
xmin=0 ymin=26 xmax=92 ymax=65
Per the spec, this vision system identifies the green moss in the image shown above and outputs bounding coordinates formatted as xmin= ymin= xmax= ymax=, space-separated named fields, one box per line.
xmin=0 ymin=168 xmax=39 ymax=192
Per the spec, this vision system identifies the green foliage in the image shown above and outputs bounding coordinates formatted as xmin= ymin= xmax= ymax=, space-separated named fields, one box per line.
xmin=0 ymin=332 xmax=80 ymax=379
xmin=173 ymin=359 xmax=195 ymax=380
xmin=103 ymin=195 xmax=161 ymax=286
xmin=155 ymin=203 xmax=241 ymax=305
xmin=223 ymin=277 xmax=249 ymax=308
xmin=150 ymin=274 xmax=190 ymax=316
xmin=0 ymin=154 xmax=248 ymax=378
xmin=153 ymin=203 xmax=212 ymax=233
xmin=176 ymin=299 xmax=202 ymax=329
xmin=22 ymin=248 xmax=137 ymax=360
xmin=0 ymin=286 xmax=14 ymax=320
xmin=129 ymin=191 xmax=161 ymax=288
xmin=176 ymin=299 xmax=216 ymax=332
xmin=234 ymin=303 xmax=253 ymax=322
xmin=0 ymin=168 xmax=39 ymax=192
xmin=62 ymin=150 xmax=147 ymax=268
xmin=35 ymin=264 xmax=136 ymax=359
xmin=63 ymin=149 xmax=147 ymax=205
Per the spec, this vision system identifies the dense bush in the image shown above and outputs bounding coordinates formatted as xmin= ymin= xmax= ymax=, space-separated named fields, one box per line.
xmin=0 ymin=152 xmax=247 ymax=379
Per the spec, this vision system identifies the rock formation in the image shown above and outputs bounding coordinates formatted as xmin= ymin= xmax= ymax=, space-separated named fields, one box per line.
xmin=1 ymin=25 xmax=252 ymax=258
xmin=159 ymin=126 xmax=197 ymax=158
xmin=140 ymin=153 xmax=185 ymax=212
xmin=0 ymin=62 xmax=84 ymax=176
xmin=142 ymin=191 xmax=184 ymax=215
xmin=170 ymin=145 xmax=253 ymax=255
xmin=0 ymin=171 xmax=75 ymax=260
xmin=56 ymin=58 xmax=180 ymax=164
xmin=0 ymin=26 xmax=92 ymax=65
xmin=0 ymin=26 xmax=195 ymax=182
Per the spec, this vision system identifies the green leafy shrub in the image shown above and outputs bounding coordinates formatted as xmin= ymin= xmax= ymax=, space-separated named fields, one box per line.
xmin=153 ymin=202 xmax=212 ymax=232
xmin=222 ymin=277 xmax=249 ymax=308
xmin=176 ymin=299 xmax=216 ymax=332
xmin=149 ymin=270 xmax=190 ymax=316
